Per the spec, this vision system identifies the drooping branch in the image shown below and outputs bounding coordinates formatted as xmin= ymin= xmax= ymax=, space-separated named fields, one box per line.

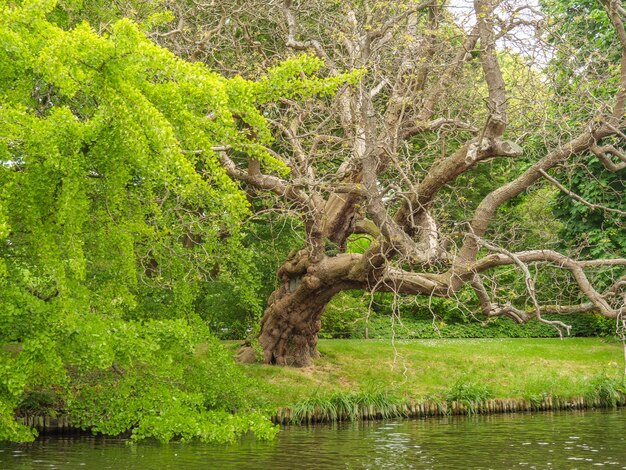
xmin=470 ymin=270 xmax=624 ymax=322
xmin=470 ymin=275 xmax=576 ymax=334
xmin=466 ymin=249 xmax=625 ymax=318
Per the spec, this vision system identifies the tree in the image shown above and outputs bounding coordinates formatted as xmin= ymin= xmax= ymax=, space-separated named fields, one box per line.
xmin=204 ymin=0 xmax=626 ymax=366
xmin=0 ymin=0 xmax=351 ymax=440
xmin=541 ymin=0 xmax=626 ymax=260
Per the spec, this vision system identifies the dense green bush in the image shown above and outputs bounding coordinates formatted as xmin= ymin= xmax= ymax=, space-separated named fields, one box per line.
xmin=318 ymin=292 xmax=617 ymax=340
xmin=3 ymin=318 xmax=277 ymax=443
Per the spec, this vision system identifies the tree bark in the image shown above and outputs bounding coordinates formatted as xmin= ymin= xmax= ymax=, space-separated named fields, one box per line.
xmin=258 ymin=281 xmax=335 ymax=367
xmin=252 ymin=251 xmax=364 ymax=366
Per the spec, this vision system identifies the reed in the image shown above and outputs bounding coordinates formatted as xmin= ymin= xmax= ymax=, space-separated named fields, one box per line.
xmin=583 ymin=374 xmax=625 ymax=408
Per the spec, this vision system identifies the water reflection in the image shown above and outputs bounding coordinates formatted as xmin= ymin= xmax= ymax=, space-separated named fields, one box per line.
xmin=1 ymin=409 xmax=626 ymax=469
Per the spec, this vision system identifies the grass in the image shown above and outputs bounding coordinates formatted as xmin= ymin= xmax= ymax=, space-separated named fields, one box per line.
xmin=226 ymin=338 xmax=625 ymax=409
xmin=444 ymin=379 xmax=494 ymax=414
xmin=290 ymin=391 xmax=408 ymax=424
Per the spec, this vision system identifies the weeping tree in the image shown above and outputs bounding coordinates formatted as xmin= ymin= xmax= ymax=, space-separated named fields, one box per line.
xmin=0 ymin=0 xmax=355 ymax=440
xmin=172 ymin=0 xmax=626 ymax=367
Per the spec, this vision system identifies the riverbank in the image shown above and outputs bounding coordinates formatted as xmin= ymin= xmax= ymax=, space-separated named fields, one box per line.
xmin=15 ymin=338 xmax=626 ymax=434
xmin=229 ymin=338 xmax=626 ymax=423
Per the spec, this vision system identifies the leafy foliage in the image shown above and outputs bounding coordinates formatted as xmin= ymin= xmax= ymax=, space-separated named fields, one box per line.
xmin=0 ymin=0 xmax=355 ymax=442
xmin=64 ymin=321 xmax=278 ymax=443
xmin=542 ymin=0 xmax=626 ymax=259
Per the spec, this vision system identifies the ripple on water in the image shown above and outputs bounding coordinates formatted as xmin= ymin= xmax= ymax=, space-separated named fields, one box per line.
xmin=0 ymin=409 xmax=625 ymax=469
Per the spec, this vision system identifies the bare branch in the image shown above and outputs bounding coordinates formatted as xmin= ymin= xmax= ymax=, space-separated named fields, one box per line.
xmin=474 ymin=0 xmax=509 ymax=138
xmin=282 ymin=0 xmax=337 ymax=71
xmin=591 ymin=144 xmax=626 ymax=171
xmin=366 ymin=0 xmax=433 ymax=43
xmin=400 ymin=118 xmax=479 ymax=140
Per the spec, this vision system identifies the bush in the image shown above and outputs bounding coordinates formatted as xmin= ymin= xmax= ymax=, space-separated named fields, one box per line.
xmin=3 ymin=318 xmax=277 ymax=443
xmin=320 ymin=309 xmax=618 ymax=340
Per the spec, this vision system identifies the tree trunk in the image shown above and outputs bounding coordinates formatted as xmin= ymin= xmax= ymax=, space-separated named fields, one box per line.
xmin=257 ymin=279 xmax=339 ymax=367
xmin=247 ymin=250 xmax=364 ymax=367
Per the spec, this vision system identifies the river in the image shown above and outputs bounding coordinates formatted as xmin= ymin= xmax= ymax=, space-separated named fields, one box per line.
xmin=2 ymin=408 xmax=625 ymax=469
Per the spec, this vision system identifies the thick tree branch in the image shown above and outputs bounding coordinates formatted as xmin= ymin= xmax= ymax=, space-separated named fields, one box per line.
xmin=474 ymin=0 xmax=509 ymax=138
xmin=219 ymin=152 xmax=321 ymax=211
xmin=591 ymin=144 xmax=626 ymax=171
xmin=466 ymin=248 xmax=624 ymax=318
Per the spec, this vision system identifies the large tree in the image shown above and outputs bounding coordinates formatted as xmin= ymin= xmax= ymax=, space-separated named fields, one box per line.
xmin=195 ymin=0 xmax=626 ymax=366
xmin=0 ymin=0 xmax=351 ymax=440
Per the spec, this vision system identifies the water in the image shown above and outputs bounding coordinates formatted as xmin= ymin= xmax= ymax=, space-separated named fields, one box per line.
xmin=2 ymin=409 xmax=626 ymax=469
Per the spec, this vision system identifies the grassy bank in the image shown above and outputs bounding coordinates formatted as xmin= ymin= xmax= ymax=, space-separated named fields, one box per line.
xmin=14 ymin=338 xmax=626 ymax=436
xmin=230 ymin=338 xmax=625 ymax=411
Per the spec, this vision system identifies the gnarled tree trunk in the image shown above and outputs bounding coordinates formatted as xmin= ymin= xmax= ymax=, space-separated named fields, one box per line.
xmin=253 ymin=250 xmax=363 ymax=366
xmin=258 ymin=280 xmax=336 ymax=366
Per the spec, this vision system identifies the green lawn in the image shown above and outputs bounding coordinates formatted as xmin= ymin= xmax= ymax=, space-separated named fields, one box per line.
xmin=231 ymin=338 xmax=625 ymax=407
